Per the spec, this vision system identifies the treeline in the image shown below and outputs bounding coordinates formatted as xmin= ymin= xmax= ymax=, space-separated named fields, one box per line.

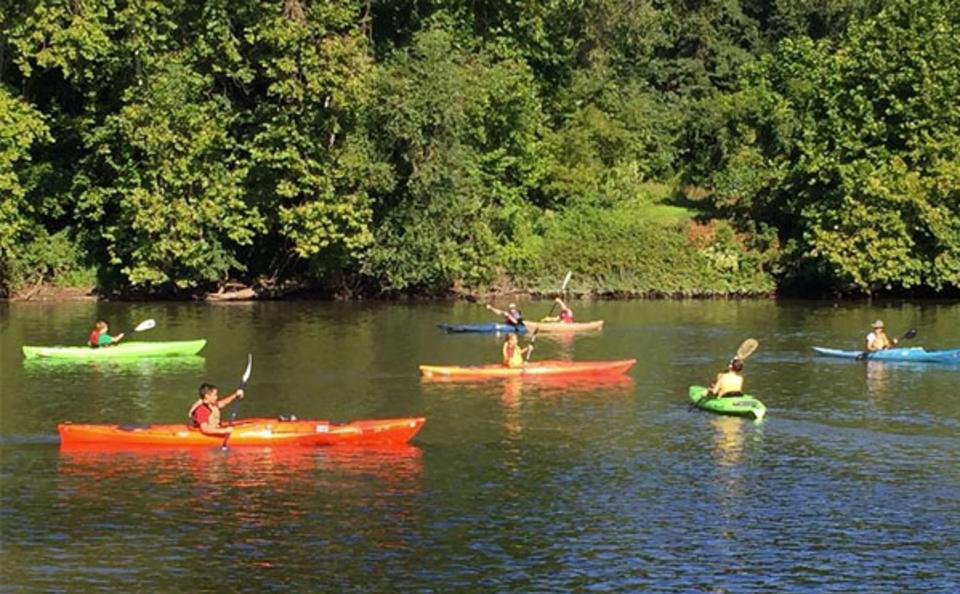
xmin=1 ymin=0 xmax=958 ymax=298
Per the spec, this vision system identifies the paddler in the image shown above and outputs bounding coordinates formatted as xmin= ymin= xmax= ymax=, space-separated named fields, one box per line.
xmin=486 ymin=302 xmax=525 ymax=329
xmin=188 ymin=383 xmax=244 ymax=436
xmin=502 ymin=333 xmax=531 ymax=368
xmin=707 ymin=358 xmax=744 ymax=397
xmin=88 ymin=321 xmax=124 ymax=348
xmin=865 ymin=320 xmax=898 ymax=352
xmin=540 ymin=297 xmax=575 ymax=323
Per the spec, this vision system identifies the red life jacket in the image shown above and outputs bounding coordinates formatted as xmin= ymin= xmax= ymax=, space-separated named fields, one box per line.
xmin=559 ymin=309 xmax=574 ymax=323
xmin=88 ymin=329 xmax=101 ymax=347
xmin=192 ymin=403 xmax=213 ymax=427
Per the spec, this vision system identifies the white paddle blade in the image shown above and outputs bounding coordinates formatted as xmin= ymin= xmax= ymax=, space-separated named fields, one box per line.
xmin=737 ymin=339 xmax=759 ymax=361
xmin=560 ymin=271 xmax=573 ymax=291
xmin=134 ymin=319 xmax=156 ymax=332
xmin=241 ymin=354 xmax=253 ymax=384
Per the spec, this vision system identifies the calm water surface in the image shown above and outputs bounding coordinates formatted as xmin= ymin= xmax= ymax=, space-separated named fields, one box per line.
xmin=1 ymin=299 xmax=959 ymax=592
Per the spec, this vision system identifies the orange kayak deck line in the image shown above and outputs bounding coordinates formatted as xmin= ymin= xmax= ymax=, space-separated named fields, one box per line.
xmin=418 ymin=359 xmax=636 ymax=379
xmin=58 ymin=417 xmax=426 ymax=447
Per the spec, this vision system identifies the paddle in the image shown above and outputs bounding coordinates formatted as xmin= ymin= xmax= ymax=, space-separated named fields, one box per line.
xmin=524 ymin=327 xmax=541 ymax=363
xmin=222 ymin=353 xmax=253 ymax=450
xmin=691 ymin=338 xmax=759 ymax=411
xmin=466 ymin=294 xmax=524 ymax=328
xmin=855 ymin=328 xmax=917 ymax=361
xmin=543 ymin=271 xmax=574 ymax=321
xmin=103 ymin=319 xmax=155 ymax=345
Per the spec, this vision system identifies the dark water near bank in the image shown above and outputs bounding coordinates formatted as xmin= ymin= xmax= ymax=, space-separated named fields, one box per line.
xmin=1 ymin=299 xmax=959 ymax=593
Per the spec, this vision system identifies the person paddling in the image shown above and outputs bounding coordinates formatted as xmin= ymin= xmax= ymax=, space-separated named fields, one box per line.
xmin=188 ymin=383 xmax=244 ymax=436
xmin=487 ymin=302 xmax=524 ymax=329
xmin=865 ymin=320 xmax=898 ymax=352
xmin=707 ymin=358 xmax=745 ymax=397
xmin=502 ymin=333 xmax=531 ymax=368
xmin=540 ymin=298 xmax=575 ymax=323
xmin=88 ymin=321 xmax=124 ymax=348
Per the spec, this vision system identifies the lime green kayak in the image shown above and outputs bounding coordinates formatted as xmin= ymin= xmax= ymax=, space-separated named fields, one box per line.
xmin=22 ymin=340 xmax=207 ymax=360
xmin=689 ymin=385 xmax=766 ymax=421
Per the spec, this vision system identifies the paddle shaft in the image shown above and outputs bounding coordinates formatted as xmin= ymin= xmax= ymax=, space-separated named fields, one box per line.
xmin=222 ymin=354 xmax=253 ymax=449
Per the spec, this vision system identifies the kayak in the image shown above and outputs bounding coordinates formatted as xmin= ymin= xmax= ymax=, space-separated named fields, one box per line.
xmin=437 ymin=321 xmax=604 ymax=334
xmin=58 ymin=417 xmax=426 ymax=447
xmin=812 ymin=346 xmax=960 ymax=363
xmin=689 ymin=386 xmax=766 ymax=421
xmin=23 ymin=340 xmax=207 ymax=360
xmin=419 ymin=359 xmax=636 ymax=379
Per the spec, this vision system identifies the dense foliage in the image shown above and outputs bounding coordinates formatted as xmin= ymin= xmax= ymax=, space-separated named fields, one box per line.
xmin=2 ymin=0 xmax=957 ymax=297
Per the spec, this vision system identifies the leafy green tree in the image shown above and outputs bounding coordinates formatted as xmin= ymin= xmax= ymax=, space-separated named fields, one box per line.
xmin=700 ymin=0 xmax=960 ymax=293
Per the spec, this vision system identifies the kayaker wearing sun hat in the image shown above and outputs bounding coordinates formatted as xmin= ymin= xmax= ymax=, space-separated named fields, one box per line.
xmin=486 ymin=302 xmax=524 ymax=329
xmin=865 ymin=320 xmax=898 ymax=352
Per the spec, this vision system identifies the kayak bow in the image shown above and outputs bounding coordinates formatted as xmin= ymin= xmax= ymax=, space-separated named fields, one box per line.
xmin=419 ymin=359 xmax=635 ymax=379
xmin=23 ymin=340 xmax=207 ymax=360
xmin=437 ymin=321 xmax=603 ymax=334
xmin=812 ymin=346 xmax=960 ymax=364
xmin=58 ymin=417 xmax=426 ymax=447
xmin=688 ymin=386 xmax=766 ymax=421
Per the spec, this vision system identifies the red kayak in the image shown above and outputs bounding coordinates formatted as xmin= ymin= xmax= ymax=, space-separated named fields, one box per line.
xmin=58 ymin=417 xmax=426 ymax=448
xmin=418 ymin=359 xmax=636 ymax=379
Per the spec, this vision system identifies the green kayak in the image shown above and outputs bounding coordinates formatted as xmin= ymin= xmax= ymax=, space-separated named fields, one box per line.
xmin=689 ymin=385 xmax=766 ymax=421
xmin=22 ymin=340 xmax=207 ymax=360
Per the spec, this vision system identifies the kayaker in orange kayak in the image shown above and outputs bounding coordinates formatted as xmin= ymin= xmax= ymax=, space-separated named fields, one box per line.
xmin=88 ymin=321 xmax=124 ymax=348
xmin=486 ymin=302 xmax=524 ymax=328
xmin=865 ymin=320 xmax=898 ymax=351
xmin=707 ymin=358 xmax=744 ymax=397
xmin=540 ymin=298 xmax=575 ymax=323
xmin=502 ymin=333 xmax=531 ymax=368
xmin=187 ymin=383 xmax=245 ymax=436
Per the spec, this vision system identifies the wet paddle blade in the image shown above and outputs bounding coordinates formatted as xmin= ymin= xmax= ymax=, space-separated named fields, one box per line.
xmin=901 ymin=328 xmax=918 ymax=340
xmin=133 ymin=319 xmax=156 ymax=332
xmin=560 ymin=271 xmax=573 ymax=291
xmin=464 ymin=295 xmax=479 ymax=304
xmin=240 ymin=353 xmax=253 ymax=386
xmin=736 ymin=338 xmax=759 ymax=361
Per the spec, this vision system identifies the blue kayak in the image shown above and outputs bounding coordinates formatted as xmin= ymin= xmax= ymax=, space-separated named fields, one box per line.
xmin=438 ymin=323 xmax=528 ymax=334
xmin=813 ymin=346 xmax=960 ymax=363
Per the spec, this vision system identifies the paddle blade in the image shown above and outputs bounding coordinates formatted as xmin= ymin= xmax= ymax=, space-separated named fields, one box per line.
xmin=464 ymin=294 xmax=479 ymax=304
xmin=736 ymin=338 xmax=759 ymax=361
xmin=240 ymin=353 xmax=253 ymax=386
xmin=133 ymin=319 xmax=156 ymax=332
xmin=560 ymin=271 xmax=573 ymax=291
xmin=901 ymin=328 xmax=918 ymax=340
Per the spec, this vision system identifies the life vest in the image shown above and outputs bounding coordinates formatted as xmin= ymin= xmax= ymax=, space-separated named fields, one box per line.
xmin=714 ymin=371 xmax=744 ymax=397
xmin=866 ymin=331 xmax=892 ymax=351
xmin=503 ymin=342 xmax=524 ymax=368
xmin=559 ymin=309 xmax=574 ymax=323
xmin=192 ymin=403 xmax=219 ymax=428
xmin=88 ymin=329 xmax=101 ymax=347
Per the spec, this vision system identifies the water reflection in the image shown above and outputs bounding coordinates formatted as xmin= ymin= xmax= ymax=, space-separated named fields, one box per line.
xmin=23 ymin=355 xmax=206 ymax=377
xmin=710 ymin=416 xmax=747 ymax=467
xmin=864 ymin=361 xmax=892 ymax=399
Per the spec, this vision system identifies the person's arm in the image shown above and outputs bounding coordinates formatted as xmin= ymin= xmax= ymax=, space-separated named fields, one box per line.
xmin=200 ymin=420 xmax=230 ymax=436
xmin=187 ymin=399 xmax=203 ymax=417
xmin=708 ymin=373 xmax=722 ymax=395
xmin=215 ymin=389 xmax=245 ymax=409
xmin=111 ymin=333 xmax=125 ymax=344
xmin=486 ymin=304 xmax=506 ymax=317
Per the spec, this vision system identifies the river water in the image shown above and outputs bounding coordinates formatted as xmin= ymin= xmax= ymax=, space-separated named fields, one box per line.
xmin=1 ymin=299 xmax=958 ymax=592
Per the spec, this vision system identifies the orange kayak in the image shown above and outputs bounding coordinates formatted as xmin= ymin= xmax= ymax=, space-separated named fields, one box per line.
xmin=418 ymin=359 xmax=636 ymax=379
xmin=58 ymin=417 xmax=425 ymax=447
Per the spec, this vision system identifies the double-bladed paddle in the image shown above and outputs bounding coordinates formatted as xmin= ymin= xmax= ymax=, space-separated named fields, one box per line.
xmin=222 ymin=353 xmax=253 ymax=450
xmin=691 ymin=338 xmax=759 ymax=411
xmin=855 ymin=328 xmax=917 ymax=361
